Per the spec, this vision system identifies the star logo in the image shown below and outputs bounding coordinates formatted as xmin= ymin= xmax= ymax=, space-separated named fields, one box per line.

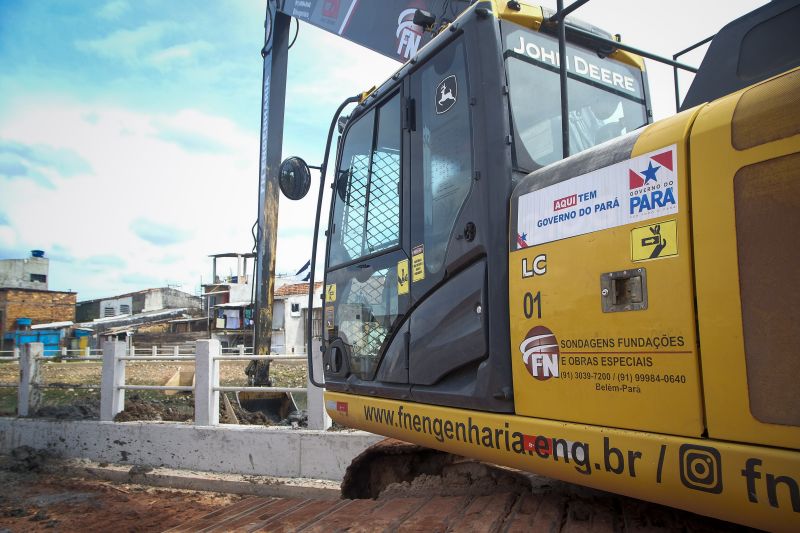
xmin=641 ymin=161 xmax=660 ymax=184
xmin=629 ymin=149 xmax=674 ymax=190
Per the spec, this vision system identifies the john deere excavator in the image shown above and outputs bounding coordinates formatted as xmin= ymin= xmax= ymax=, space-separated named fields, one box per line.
xmin=264 ymin=0 xmax=800 ymax=529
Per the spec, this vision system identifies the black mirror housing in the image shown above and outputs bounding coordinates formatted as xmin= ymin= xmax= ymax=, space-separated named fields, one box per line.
xmin=413 ymin=9 xmax=436 ymax=30
xmin=278 ymin=157 xmax=312 ymax=200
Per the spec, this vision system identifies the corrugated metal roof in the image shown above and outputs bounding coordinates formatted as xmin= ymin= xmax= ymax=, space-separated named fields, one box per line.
xmin=208 ymin=252 xmax=256 ymax=258
xmin=214 ymin=301 xmax=252 ymax=308
xmin=31 ymin=321 xmax=73 ymax=330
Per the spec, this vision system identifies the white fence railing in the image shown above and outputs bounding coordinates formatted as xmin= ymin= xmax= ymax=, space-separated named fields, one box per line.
xmin=0 ymin=347 xmax=20 ymax=361
xmin=1 ymin=347 xmax=103 ymax=360
xmin=125 ymin=344 xmax=259 ymax=356
xmin=3 ymin=341 xmax=330 ymax=429
xmin=60 ymin=347 xmax=102 ymax=358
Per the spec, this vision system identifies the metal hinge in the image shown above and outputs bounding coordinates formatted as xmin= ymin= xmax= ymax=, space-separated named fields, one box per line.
xmin=403 ymin=97 xmax=416 ymax=131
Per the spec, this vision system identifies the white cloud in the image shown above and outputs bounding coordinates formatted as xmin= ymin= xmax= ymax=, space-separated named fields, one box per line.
xmin=77 ymin=24 xmax=214 ymax=72
xmin=75 ymin=22 xmax=174 ymax=65
xmin=97 ymin=0 xmax=130 ymax=21
xmin=0 ymin=95 xmax=263 ymax=299
xmin=147 ymin=40 xmax=215 ymax=70
xmin=286 ymin=24 xmax=399 ymax=113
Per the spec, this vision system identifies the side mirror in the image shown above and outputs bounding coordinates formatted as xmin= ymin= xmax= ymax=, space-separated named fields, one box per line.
xmin=413 ymin=9 xmax=436 ymax=31
xmin=278 ymin=157 xmax=311 ymax=200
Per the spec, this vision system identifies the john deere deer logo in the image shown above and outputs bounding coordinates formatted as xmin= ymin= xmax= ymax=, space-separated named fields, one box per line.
xmin=436 ymin=75 xmax=457 ymax=114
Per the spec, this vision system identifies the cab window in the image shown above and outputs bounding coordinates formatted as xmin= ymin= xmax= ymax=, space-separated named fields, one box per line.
xmin=329 ymin=93 xmax=401 ymax=267
xmin=504 ymin=26 xmax=648 ymax=171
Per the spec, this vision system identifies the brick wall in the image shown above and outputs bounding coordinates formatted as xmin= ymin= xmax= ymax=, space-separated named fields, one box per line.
xmin=0 ymin=289 xmax=76 ymax=331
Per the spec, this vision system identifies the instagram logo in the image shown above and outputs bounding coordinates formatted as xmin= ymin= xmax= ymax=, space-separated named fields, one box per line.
xmin=679 ymin=444 xmax=723 ymax=494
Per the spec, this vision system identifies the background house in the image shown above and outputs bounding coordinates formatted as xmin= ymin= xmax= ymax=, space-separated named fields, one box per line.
xmin=272 ymin=282 xmax=322 ymax=354
xmin=198 ymin=254 xmax=323 ymax=352
xmin=0 ymin=251 xmax=77 ymax=351
xmin=203 ymin=252 xmax=255 ymax=349
xmin=0 ymin=250 xmax=49 ymax=289
xmin=0 ymin=289 xmax=77 ymax=351
xmin=74 ymin=287 xmax=202 ymax=352
xmin=76 ymin=287 xmax=201 ymax=322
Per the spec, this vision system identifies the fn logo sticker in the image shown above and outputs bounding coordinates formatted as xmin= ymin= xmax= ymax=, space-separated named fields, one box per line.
xmin=631 ymin=219 xmax=678 ymax=261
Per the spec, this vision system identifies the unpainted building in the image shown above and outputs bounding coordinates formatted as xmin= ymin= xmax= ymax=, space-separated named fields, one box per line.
xmin=76 ymin=287 xmax=202 ymax=322
xmin=0 ymin=251 xmax=49 ymax=290
xmin=0 ymin=288 xmax=77 ymax=348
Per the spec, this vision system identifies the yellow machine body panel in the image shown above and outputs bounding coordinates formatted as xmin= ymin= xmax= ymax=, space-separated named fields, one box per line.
xmin=324 ymin=70 xmax=800 ymax=530
xmin=318 ymin=6 xmax=800 ymax=529
xmin=325 ymin=391 xmax=800 ymax=531
xmin=689 ymin=68 xmax=800 ymax=450
xmin=508 ymin=109 xmax=704 ymax=436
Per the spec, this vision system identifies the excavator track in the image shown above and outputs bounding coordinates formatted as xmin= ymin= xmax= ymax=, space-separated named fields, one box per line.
xmin=168 ymin=440 xmax=752 ymax=532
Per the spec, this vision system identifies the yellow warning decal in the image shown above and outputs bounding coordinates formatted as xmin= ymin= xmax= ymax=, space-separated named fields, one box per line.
xmin=631 ymin=219 xmax=678 ymax=261
xmin=397 ymin=259 xmax=409 ymax=295
xmin=325 ymin=283 xmax=336 ymax=302
xmin=412 ymin=245 xmax=425 ymax=282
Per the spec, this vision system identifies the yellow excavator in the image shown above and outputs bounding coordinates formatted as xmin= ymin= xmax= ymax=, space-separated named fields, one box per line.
xmin=269 ymin=0 xmax=799 ymax=529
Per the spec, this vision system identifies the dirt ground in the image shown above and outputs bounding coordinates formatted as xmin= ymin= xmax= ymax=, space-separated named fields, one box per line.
xmin=0 ymin=360 xmax=307 ymax=423
xmin=0 ymin=450 xmax=242 ymax=533
xmin=0 ymin=448 xmax=754 ymax=533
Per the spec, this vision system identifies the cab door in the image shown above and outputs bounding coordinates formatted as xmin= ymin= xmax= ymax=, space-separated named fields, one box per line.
xmin=408 ymin=36 xmax=475 ymax=299
xmin=405 ymin=35 xmax=494 ymax=405
xmin=323 ymin=91 xmax=412 ymax=393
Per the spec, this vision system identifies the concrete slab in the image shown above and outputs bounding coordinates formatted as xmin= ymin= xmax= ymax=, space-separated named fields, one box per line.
xmin=68 ymin=460 xmax=342 ymax=500
xmin=0 ymin=417 xmax=382 ymax=481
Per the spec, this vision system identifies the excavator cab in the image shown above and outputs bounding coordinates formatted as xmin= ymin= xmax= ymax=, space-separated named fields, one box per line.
xmin=273 ymin=1 xmax=800 ymax=528
xmin=308 ymin=3 xmax=649 ymax=412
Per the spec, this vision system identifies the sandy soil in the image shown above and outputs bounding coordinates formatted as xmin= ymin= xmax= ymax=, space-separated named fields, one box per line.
xmin=0 ymin=452 xmax=241 ymax=532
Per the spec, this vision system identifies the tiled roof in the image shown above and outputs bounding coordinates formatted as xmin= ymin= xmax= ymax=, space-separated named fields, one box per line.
xmin=274 ymin=281 xmax=321 ymax=297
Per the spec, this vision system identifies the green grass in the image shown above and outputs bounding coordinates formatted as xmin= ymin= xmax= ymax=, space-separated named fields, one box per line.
xmin=0 ymin=388 xmax=16 ymax=415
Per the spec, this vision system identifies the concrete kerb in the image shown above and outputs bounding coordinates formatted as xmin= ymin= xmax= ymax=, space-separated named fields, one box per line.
xmin=72 ymin=461 xmax=342 ymax=500
xmin=0 ymin=418 xmax=382 ymax=482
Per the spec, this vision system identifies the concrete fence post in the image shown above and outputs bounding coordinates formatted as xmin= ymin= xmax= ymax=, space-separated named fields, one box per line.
xmin=18 ymin=342 xmax=43 ymax=416
xmin=195 ymin=339 xmax=220 ymax=426
xmin=130 ymin=344 xmax=135 ymax=356
xmin=13 ymin=346 xmax=20 ymax=360
xmin=238 ymin=344 xmax=245 ymax=356
xmin=84 ymin=346 xmax=90 ymax=358
xmin=100 ymin=341 xmax=127 ymax=421
xmin=173 ymin=346 xmax=180 ymax=356
xmin=151 ymin=345 xmax=158 ymax=357
xmin=61 ymin=347 xmax=67 ymax=358
xmin=307 ymin=338 xmax=331 ymax=430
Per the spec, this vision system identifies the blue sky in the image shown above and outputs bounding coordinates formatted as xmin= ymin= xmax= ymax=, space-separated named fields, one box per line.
xmin=0 ymin=0 xmax=764 ymax=300
xmin=0 ymin=0 xmax=397 ymax=299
